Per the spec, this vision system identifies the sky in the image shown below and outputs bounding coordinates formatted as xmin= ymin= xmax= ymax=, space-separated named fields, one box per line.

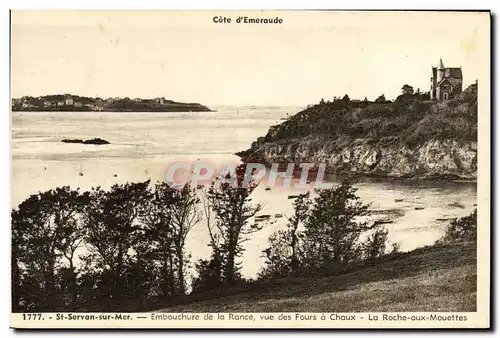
xmin=11 ymin=10 xmax=489 ymax=106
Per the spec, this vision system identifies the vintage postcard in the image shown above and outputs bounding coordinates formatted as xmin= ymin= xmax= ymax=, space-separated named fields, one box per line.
xmin=10 ymin=10 xmax=490 ymax=329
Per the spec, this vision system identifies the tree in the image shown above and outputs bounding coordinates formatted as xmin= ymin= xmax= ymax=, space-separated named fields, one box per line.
xmin=401 ymin=84 xmax=414 ymax=95
xmin=140 ymin=183 xmax=201 ymax=296
xmin=301 ymin=181 xmax=371 ymax=271
xmin=362 ymin=225 xmax=390 ymax=263
xmin=11 ymin=187 xmax=86 ymax=311
xmin=205 ymin=164 xmax=263 ymax=285
xmin=260 ymin=192 xmax=310 ymax=279
xmin=320 ymin=98 xmax=325 ymax=105
xmin=83 ymin=181 xmax=150 ymax=305
xmin=192 ymin=188 xmax=225 ymax=293
xmin=342 ymin=94 xmax=351 ymax=103
xmin=139 ymin=181 xmax=175 ymax=298
xmin=168 ymin=185 xmax=201 ymax=294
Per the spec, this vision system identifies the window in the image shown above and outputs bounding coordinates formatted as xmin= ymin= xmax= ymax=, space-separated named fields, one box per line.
xmin=443 ymin=92 xmax=449 ymax=100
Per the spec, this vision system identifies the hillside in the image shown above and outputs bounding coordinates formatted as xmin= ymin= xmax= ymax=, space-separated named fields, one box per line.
xmin=238 ymin=84 xmax=478 ymax=180
xmin=158 ymin=242 xmax=476 ymax=312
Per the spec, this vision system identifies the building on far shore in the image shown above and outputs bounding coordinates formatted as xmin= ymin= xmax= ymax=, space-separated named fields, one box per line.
xmin=155 ymin=97 xmax=165 ymax=105
xmin=64 ymin=95 xmax=74 ymax=106
xmin=21 ymin=102 xmax=37 ymax=109
xmin=430 ymin=58 xmax=463 ymax=100
xmin=74 ymin=101 xmax=83 ymax=108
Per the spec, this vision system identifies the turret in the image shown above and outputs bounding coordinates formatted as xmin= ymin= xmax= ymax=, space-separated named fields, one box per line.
xmin=437 ymin=58 xmax=445 ymax=82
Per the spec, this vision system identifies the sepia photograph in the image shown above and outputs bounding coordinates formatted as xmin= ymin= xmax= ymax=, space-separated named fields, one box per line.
xmin=9 ymin=9 xmax=490 ymax=329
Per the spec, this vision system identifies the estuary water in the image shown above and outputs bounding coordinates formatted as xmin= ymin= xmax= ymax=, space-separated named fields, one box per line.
xmin=11 ymin=107 xmax=477 ymax=277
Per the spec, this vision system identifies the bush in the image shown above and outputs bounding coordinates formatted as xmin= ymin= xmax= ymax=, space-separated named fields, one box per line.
xmin=362 ymin=226 xmax=389 ymax=263
xmin=439 ymin=209 xmax=477 ymax=243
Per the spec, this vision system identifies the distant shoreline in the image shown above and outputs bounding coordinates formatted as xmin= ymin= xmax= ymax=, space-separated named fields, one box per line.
xmin=11 ymin=106 xmax=214 ymax=113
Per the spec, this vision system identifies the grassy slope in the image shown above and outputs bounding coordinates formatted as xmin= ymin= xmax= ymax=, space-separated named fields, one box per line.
xmin=159 ymin=242 xmax=476 ymax=312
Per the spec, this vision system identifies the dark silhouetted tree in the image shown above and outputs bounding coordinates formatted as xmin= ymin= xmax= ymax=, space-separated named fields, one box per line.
xmin=204 ymin=164 xmax=263 ymax=285
xmin=401 ymin=84 xmax=414 ymax=95
xmin=83 ymin=181 xmax=150 ymax=305
xmin=260 ymin=192 xmax=310 ymax=279
xmin=11 ymin=187 xmax=86 ymax=311
xmin=301 ymin=181 xmax=371 ymax=271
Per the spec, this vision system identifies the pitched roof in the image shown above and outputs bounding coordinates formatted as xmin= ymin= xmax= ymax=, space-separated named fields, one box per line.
xmin=437 ymin=78 xmax=452 ymax=88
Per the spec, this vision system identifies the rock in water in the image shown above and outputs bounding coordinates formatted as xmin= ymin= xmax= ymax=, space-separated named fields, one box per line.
xmin=83 ymin=138 xmax=110 ymax=145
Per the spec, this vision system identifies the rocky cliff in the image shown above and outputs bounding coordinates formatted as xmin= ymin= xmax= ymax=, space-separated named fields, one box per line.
xmin=238 ymin=84 xmax=478 ymax=181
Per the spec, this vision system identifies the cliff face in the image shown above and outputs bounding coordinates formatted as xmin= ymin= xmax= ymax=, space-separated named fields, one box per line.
xmin=241 ymin=138 xmax=477 ymax=180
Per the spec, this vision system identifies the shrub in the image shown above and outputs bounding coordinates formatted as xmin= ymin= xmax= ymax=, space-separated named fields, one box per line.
xmin=362 ymin=226 xmax=390 ymax=263
xmin=439 ymin=209 xmax=477 ymax=243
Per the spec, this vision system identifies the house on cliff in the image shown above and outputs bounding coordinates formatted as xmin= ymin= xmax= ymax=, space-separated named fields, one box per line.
xmin=430 ymin=58 xmax=463 ymax=100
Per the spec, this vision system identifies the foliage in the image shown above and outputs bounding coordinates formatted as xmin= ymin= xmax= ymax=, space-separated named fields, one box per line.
xmin=12 ymin=181 xmax=202 ymax=312
xmin=259 ymin=193 xmax=310 ymax=279
xmin=259 ymin=181 xmax=392 ymax=279
xmin=401 ymin=84 xmax=414 ymax=95
xmin=260 ymin=83 xmax=477 ymax=147
xmin=301 ymin=181 xmax=371 ymax=271
xmin=362 ymin=226 xmax=390 ymax=263
xmin=196 ymin=164 xmax=264 ymax=288
xmin=375 ymin=94 xmax=387 ymax=103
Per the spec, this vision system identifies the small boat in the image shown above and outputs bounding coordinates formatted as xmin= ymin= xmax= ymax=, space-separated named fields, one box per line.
xmin=265 ymin=187 xmax=271 ymax=191
xmin=415 ymin=206 xmax=425 ymax=210
xmin=275 ymin=214 xmax=283 ymax=218
xmin=448 ymin=201 xmax=465 ymax=209
xmin=436 ymin=217 xmax=455 ymax=222
xmin=394 ymin=198 xmax=403 ymax=202
xmin=473 ymin=203 xmax=477 ymax=207
xmin=288 ymin=195 xmax=300 ymax=199
xmin=415 ymin=197 xmax=421 ymax=200
xmin=78 ymin=164 xmax=83 ymax=176
xmin=370 ymin=209 xmax=405 ymax=217
xmin=113 ymin=174 xmax=118 ymax=177
xmin=255 ymin=214 xmax=271 ymax=220
xmin=197 ymin=184 xmax=204 ymax=189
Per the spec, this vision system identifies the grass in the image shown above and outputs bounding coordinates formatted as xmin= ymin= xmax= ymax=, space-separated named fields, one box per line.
xmin=157 ymin=242 xmax=476 ymax=312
